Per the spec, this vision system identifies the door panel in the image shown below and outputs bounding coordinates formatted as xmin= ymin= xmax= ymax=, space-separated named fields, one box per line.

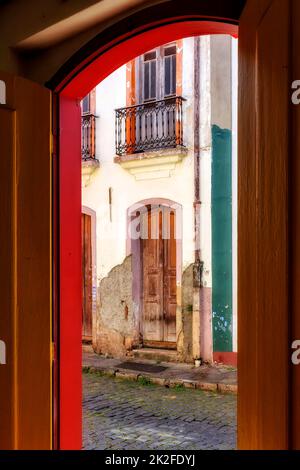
xmin=238 ymin=0 xmax=290 ymax=449
xmin=142 ymin=209 xmax=164 ymax=342
xmin=0 ymin=72 xmax=52 ymax=449
xmin=82 ymin=213 xmax=92 ymax=340
xmin=142 ymin=207 xmax=176 ymax=345
xmin=291 ymin=0 xmax=300 ymax=451
xmin=0 ymin=106 xmax=16 ymax=450
xmin=163 ymin=209 xmax=177 ymax=343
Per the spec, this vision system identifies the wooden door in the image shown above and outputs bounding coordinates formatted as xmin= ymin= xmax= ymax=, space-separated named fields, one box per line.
xmin=238 ymin=0 xmax=290 ymax=449
xmin=81 ymin=213 xmax=93 ymax=340
xmin=142 ymin=208 xmax=164 ymax=344
xmin=0 ymin=71 xmax=52 ymax=449
xmin=142 ymin=206 xmax=176 ymax=347
xmin=291 ymin=0 xmax=300 ymax=450
xmin=163 ymin=208 xmax=177 ymax=343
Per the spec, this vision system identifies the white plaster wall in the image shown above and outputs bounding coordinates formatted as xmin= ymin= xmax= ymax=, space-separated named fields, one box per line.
xmin=81 ymin=35 xmax=237 ymax=360
xmin=199 ymin=36 xmax=212 ymax=289
xmin=81 ymin=35 xmax=234 ymax=302
xmin=82 ymin=39 xmax=198 ymax=282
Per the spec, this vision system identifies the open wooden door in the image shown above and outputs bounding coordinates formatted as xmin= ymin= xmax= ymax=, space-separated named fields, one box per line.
xmin=290 ymin=0 xmax=300 ymax=452
xmin=238 ymin=0 xmax=295 ymax=449
xmin=0 ymin=72 xmax=52 ymax=449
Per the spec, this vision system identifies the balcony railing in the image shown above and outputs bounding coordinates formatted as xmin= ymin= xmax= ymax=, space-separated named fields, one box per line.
xmin=115 ymin=96 xmax=186 ymax=157
xmin=81 ymin=113 xmax=97 ymax=160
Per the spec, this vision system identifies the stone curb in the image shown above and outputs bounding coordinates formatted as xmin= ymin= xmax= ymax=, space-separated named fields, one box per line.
xmin=82 ymin=365 xmax=238 ymax=395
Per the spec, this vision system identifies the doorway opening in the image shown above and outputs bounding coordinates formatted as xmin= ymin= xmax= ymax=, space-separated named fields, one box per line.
xmin=127 ymin=201 xmax=181 ymax=351
xmin=51 ymin=2 xmax=240 ymax=447
xmin=138 ymin=204 xmax=178 ymax=349
xmin=77 ymin=34 xmax=237 ymax=449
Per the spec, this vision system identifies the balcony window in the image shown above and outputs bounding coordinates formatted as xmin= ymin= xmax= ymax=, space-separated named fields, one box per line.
xmin=115 ymin=96 xmax=185 ymax=157
xmin=164 ymin=45 xmax=176 ymax=97
xmin=143 ymin=51 xmax=157 ymax=102
xmin=82 ymin=94 xmax=90 ymax=115
xmin=82 ymin=113 xmax=97 ymax=160
xmin=81 ymin=91 xmax=98 ymax=161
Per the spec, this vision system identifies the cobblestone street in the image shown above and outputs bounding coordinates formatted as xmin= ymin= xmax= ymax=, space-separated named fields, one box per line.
xmin=83 ymin=372 xmax=237 ymax=450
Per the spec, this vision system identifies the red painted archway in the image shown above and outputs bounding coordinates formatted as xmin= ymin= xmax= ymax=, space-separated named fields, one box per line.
xmin=53 ymin=6 xmax=240 ymax=449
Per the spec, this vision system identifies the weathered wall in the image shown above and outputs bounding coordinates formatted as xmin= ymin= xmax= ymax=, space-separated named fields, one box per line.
xmin=180 ymin=264 xmax=194 ymax=362
xmin=82 ymin=35 xmax=237 ymax=363
xmin=180 ymin=264 xmax=212 ymax=364
xmin=211 ymin=35 xmax=234 ymax=354
xmin=200 ymin=287 xmax=213 ymax=363
xmin=211 ymin=125 xmax=233 ymax=352
xmin=199 ymin=35 xmax=213 ymax=292
xmin=94 ymin=255 xmax=138 ymax=357
xmin=94 ymin=258 xmax=198 ymax=362
xmin=82 ymin=38 xmax=196 ymax=281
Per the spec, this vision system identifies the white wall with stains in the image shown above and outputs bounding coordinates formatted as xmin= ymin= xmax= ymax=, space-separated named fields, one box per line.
xmin=82 ymin=37 xmax=202 ymax=284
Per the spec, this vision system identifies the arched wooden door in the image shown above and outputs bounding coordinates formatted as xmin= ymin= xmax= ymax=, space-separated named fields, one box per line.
xmin=141 ymin=206 xmax=177 ymax=348
xmin=0 ymin=72 xmax=52 ymax=450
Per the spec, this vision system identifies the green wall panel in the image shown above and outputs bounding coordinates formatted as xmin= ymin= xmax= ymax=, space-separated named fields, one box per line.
xmin=211 ymin=124 xmax=233 ymax=352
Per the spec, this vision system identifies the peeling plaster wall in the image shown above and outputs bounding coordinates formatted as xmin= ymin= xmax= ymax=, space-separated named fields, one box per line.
xmin=199 ymin=35 xmax=212 ymax=290
xmin=180 ymin=264 xmax=212 ymax=363
xmin=181 ymin=264 xmax=194 ymax=362
xmin=211 ymin=124 xmax=233 ymax=352
xmin=82 ymin=39 xmax=196 ymax=281
xmin=200 ymin=287 xmax=213 ymax=363
xmin=94 ymin=255 xmax=138 ymax=357
xmin=82 ymin=35 xmax=236 ymax=361
xmin=211 ymin=36 xmax=234 ymax=353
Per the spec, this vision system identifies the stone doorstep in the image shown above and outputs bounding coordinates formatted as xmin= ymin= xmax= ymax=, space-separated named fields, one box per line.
xmin=82 ymin=365 xmax=238 ymax=395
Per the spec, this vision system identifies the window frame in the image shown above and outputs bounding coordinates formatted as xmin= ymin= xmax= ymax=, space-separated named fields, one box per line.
xmin=81 ymin=93 xmax=91 ymax=115
xmin=142 ymin=49 xmax=157 ymax=102
xmin=138 ymin=42 xmax=177 ymax=103
xmin=163 ymin=44 xmax=177 ymax=98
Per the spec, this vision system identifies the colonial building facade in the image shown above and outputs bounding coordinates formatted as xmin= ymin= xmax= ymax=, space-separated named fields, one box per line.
xmin=81 ymin=34 xmax=237 ymax=365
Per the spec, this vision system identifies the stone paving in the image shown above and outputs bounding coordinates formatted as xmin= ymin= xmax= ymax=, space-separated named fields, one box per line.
xmin=83 ymin=372 xmax=237 ymax=450
xmin=83 ymin=345 xmax=237 ymax=393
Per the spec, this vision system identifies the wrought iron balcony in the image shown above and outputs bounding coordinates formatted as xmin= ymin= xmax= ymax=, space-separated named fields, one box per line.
xmin=81 ymin=113 xmax=97 ymax=161
xmin=115 ymin=96 xmax=186 ymax=157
